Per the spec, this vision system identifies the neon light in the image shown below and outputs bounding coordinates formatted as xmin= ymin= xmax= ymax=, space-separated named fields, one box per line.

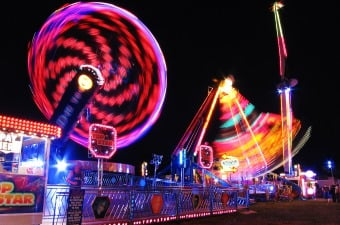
xmin=27 ymin=2 xmax=167 ymax=149
xmin=273 ymin=1 xmax=297 ymax=175
xmin=305 ymin=170 xmax=316 ymax=178
xmin=220 ymin=104 xmax=255 ymax=128
xmin=194 ymin=83 xmax=221 ymax=156
xmin=212 ymin=86 xmax=304 ymax=180
xmin=89 ymin=123 xmax=117 ymax=159
xmin=272 ymin=1 xmax=287 ymax=77
xmin=198 ymin=145 xmax=213 ymax=169
xmin=78 ymin=74 xmax=94 ymax=91
xmin=234 ymin=95 xmax=268 ymax=169
xmin=179 ymin=149 xmax=185 ymax=166
xmin=0 ymin=115 xmax=61 ymax=139
xmin=280 ymin=87 xmax=294 ymax=174
xmin=221 ymin=156 xmax=239 ymax=172
xmin=301 ymin=177 xmax=306 ymax=197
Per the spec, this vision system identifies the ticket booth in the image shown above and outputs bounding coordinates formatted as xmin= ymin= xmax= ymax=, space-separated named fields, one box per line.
xmin=0 ymin=115 xmax=61 ymax=225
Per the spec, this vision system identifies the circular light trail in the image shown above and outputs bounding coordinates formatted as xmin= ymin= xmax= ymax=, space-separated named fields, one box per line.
xmin=27 ymin=1 xmax=167 ymax=149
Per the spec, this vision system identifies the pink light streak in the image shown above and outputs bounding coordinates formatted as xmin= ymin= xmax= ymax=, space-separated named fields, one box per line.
xmin=27 ymin=2 xmax=167 ymax=149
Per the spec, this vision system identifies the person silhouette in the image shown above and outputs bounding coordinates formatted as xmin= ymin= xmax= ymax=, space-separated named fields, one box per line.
xmin=66 ymin=162 xmax=82 ymax=188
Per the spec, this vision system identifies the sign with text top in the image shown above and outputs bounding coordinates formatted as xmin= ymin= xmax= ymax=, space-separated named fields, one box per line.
xmin=66 ymin=188 xmax=85 ymax=225
xmin=89 ymin=123 xmax=117 ymax=159
xmin=198 ymin=144 xmax=213 ymax=169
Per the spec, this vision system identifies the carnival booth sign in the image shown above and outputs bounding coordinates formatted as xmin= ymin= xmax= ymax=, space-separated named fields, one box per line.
xmin=0 ymin=115 xmax=61 ymax=225
xmin=89 ymin=123 xmax=116 ymax=219
xmin=198 ymin=144 xmax=213 ymax=169
xmin=221 ymin=156 xmax=239 ymax=172
xmin=89 ymin=123 xmax=117 ymax=159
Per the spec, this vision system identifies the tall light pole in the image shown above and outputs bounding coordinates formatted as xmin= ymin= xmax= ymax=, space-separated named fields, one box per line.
xmin=272 ymin=2 xmax=298 ymax=176
xmin=327 ymin=160 xmax=334 ymax=184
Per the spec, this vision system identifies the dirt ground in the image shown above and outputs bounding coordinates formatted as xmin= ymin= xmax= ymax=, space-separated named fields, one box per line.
xmin=161 ymin=198 xmax=340 ymax=225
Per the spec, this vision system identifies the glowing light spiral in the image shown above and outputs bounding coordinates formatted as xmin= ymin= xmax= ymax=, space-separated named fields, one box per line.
xmin=211 ymin=88 xmax=304 ymax=179
xmin=27 ymin=2 xmax=167 ymax=148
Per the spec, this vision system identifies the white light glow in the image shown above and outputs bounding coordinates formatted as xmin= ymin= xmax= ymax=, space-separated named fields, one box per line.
xmin=56 ymin=159 xmax=68 ymax=172
xmin=307 ymin=187 xmax=314 ymax=195
xmin=305 ymin=170 xmax=316 ymax=178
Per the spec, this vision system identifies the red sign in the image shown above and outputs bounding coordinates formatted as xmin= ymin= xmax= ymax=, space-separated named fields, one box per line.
xmin=89 ymin=124 xmax=117 ymax=159
xmin=198 ymin=145 xmax=213 ymax=169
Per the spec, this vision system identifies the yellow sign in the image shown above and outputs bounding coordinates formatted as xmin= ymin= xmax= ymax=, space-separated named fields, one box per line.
xmin=0 ymin=182 xmax=35 ymax=206
xmin=221 ymin=156 xmax=239 ymax=172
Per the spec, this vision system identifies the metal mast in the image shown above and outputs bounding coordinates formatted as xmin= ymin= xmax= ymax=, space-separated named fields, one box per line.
xmin=272 ymin=2 xmax=298 ymax=176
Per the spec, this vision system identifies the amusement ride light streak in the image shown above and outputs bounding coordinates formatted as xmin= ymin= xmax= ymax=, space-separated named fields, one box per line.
xmin=27 ymin=2 xmax=167 ymax=149
xmin=233 ymin=91 xmax=268 ymax=170
xmin=212 ymin=85 xmax=302 ymax=180
xmin=273 ymin=1 xmax=298 ymax=175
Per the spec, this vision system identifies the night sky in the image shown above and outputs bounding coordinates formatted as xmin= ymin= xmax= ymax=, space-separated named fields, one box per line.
xmin=0 ymin=1 xmax=339 ymax=177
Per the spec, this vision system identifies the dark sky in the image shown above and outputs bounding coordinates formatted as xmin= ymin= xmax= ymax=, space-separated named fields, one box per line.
xmin=0 ymin=1 xmax=339 ymax=177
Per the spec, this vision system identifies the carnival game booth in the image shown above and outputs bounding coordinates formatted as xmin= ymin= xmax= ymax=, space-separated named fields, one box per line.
xmin=0 ymin=114 xmax=61 ymax=225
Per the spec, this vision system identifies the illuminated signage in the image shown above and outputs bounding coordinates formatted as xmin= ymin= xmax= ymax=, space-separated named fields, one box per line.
xmin=89 ymin=124 xmax=117 ymax=159
xmin=221 ymin=156 xmax=239 ymax=172
xmin=0 ymin=131 xmax=22 ymax=154
xmin=198 ymin=145 xmax=213 ymax=169
xmin=0 ymin=115 xmax=61 ymax=139
xmin=0 ymin=182 xmax=35 ymax=206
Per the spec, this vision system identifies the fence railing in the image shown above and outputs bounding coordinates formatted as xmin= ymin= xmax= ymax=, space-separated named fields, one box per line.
xmin=42 ymin=182 xmax=249 ymax=225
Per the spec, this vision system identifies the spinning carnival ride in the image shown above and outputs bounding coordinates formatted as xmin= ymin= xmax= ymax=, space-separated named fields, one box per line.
xmin=27 ymin=2 xmax=167 ymax=151
xmin=26 ymin=1 xmax=310 ymax=185
xmin=171 ymin=2 xmax=312 ymax=184
xmin=1 ymin=2 xmax=311 ymax=224
xmin=171 ymin=77 xmax=311 ymax=183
